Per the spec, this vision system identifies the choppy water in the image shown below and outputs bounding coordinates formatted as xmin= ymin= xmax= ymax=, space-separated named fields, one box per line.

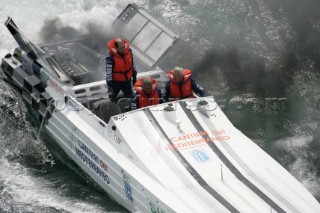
xmin=0 ymin=0 xmax=320 ymax=212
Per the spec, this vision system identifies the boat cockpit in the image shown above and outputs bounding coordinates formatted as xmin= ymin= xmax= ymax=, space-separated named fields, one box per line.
xmin=2 ymin=4 xmax=178 ymax=124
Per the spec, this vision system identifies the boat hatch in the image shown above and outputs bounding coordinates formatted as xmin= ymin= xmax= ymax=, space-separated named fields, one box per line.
xmin=113 ymin=3 xmax=178 ymax=68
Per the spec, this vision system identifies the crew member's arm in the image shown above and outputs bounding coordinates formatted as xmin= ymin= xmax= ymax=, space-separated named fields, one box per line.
xmin=158 ymin=88 xmax=165 ymax=104
xmin=106 ymin=53 xmax=114 ymax=88
xmin=130 ymin=49 xmax=137 ymax=85
xmin=190 ymin=78 xmax=207 ymax=97
xmin=131 ymin=91 xmax=139 ymax=110
xmin=164 ymin=81 xmax=171 ymax=102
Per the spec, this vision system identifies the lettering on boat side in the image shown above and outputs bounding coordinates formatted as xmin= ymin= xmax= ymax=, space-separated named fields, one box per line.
xmin=68 ymin=98 xmax=83 ymax=112
xmin=147 ymin=199 xmax=165 ymax=213
xmin=76 ymin=140 xmax=110 ymax=183
xmin=78 ymin=140 xmax=108 ymax=171
xmin=78 ymin=140 xmax=99 ymax=163
xmin=49 ymin=79 xmax=64 ymax=94
xmin=75 ymin=147 xmax=110 ymax=184
xmin=166 ymin=129 xmax=230 ymax=150
xmin=121 ymin=170 xmax=135 ymax=205
xmin=99 ymin=160 xmax=108 ymax=172
xmin=191 ymin=149 xmax=210 ymax=162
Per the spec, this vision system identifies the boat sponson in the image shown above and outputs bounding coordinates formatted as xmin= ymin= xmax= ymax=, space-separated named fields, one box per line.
xmin=1 ymin=54 xmax=53 ymax=122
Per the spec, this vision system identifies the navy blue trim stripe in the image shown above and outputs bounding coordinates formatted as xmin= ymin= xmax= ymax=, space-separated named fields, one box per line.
xmin=180 ymin=101 xmax=286 ymax=213
xmin=144 ymin=108 xmax=240 ymax=213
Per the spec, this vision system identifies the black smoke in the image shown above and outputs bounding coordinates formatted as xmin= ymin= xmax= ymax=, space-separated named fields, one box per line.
xmin=38 ymin=17 xmax=118 ymax=82
xmin=158 ymin=0 xmax=320 ymax=97
xmin=39 ymin=18 xmax=81 ymax=41
xmin=159 ymin=40 xmax=297 ymax=96
xmin=192 ymin=46 xmax=297 ymax=96
xmin=39 ymin=17 xmax=115 ymax=54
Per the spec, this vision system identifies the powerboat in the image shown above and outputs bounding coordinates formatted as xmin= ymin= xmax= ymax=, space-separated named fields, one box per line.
xmin=1 ymin=3 xmax=320 ymax=213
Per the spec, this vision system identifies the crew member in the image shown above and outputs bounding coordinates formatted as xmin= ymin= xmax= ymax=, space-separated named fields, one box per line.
xmin=131 ymin=77 xmax=164 ymax=110
xmin=164 ymin=67 xmax=207 ymax=102
xmin=106 ymin=38 xmax=137 ymax=98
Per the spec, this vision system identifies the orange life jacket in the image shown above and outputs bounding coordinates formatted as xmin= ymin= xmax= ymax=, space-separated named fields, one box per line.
xmin=168 ymin=69 xmax=194 ymax=99
xmin=134 ymin=78 xmax=160 ymax=108
xmin=107 ymin=39 xmax=133 ymax=81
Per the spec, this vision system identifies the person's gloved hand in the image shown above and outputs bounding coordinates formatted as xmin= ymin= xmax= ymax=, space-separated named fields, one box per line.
xmin=132 ymin=76 xmax=137 ymax=86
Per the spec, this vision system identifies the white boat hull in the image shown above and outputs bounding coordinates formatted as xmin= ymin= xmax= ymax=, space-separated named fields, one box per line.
xmin=43 ymin=96 xmax=320 ymax=213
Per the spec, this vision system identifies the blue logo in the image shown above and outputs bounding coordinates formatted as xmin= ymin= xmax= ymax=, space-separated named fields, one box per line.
xmin=122 ymin=170 xmax=134 ymax=205
xmin=124 ymin=181 xmax=134 ymax=203
xmin=191 ymin=149 xmax=209 ymax=162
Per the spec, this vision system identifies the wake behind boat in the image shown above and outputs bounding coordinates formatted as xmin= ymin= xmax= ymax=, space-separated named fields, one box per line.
xmin=1 ymin=3 xmax=320 ymax=213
